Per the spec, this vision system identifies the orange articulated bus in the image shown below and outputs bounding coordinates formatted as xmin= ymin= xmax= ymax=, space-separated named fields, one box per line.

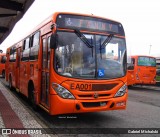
xmin=127 ymin=55 xmax=156 ymax=86
xmin=6 ymin=12 xmax=128 ymax=115
xmin=0 ymin=53 xmax=6 ymax=78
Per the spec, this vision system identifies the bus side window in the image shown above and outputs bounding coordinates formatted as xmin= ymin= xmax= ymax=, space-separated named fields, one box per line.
xmin=9 ymin=47 xmax=16 ymax=62
xmin=42 ymin=38 xmax=47 ymax=69
xmin=22 ymin=37 xmax=30 ymax=61
xmin=127 ymin=58 xmax=135 ymax=70
xmin=131 ymin=58 xmax=135 ymax=65
xmin=30 ymin=31 xmax=40 ymax=60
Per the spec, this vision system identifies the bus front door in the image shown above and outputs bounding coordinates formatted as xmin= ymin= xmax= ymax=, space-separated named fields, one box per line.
xmin=16 ymin=47 xmax=21 ymax=91
xmin=41 ymin=34 xmax=51 ymax=107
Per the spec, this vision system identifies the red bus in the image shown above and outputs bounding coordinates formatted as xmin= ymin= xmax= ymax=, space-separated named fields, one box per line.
xmin=6 ymin=12 xmax=128 ymax=115
xmin=0 ymin=53 xmax=6 ymax=78
xmin=127 ymin=55 xmax=156 ymax=86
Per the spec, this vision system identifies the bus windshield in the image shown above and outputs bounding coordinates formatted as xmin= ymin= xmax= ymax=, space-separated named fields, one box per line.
xmin=55 ymin=31 xmax=126 ymax=79
xmin=138 ymin=56 xmax=156 ymax=67
xmin=1 ymin=55 xmax=6 ymax=64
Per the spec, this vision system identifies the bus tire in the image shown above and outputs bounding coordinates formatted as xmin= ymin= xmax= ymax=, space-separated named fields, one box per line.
xmin=128 ymin=85 xmax=133 ymax=89
xmin=9 ymin=76 xmax=13 ymax=90
xmin=2 ymin=70 xmax=5 ymax=78
xmin=28 ymin=82 xmax=37 ymax=110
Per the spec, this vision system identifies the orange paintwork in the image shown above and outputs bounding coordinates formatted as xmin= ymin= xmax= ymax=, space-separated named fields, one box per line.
xmin=49 ymin=72 xmax=128 ymax=115
xmin=127 ymin=70 xmax=135 ymax=86
xmin=127 ymin=55 xmax=156 ymax=86
xmin=5 ymin=12 xmax=127 ymax=115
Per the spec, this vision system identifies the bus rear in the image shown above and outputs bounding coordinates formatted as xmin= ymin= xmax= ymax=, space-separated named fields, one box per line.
xmin=128 ymin=55 xmax=156 ymax=85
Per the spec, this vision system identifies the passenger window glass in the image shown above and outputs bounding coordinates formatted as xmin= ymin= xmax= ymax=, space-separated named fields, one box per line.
xmin=42 ymin=38 xmax=47 ymax=69
xmin=22 ymin=38 xmax=30 ymax=61
xmin=24 ymin=38 xmax=30 ymax=49
xmin=32 ymin=32 xmax=40 ymax=47
xmin=47 ymin=37 xmax=51 ymax=69
xmin=30 ymin=32 xmax=40 ymax=60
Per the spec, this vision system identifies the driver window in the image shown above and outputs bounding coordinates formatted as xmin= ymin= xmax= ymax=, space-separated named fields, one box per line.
xmin=127 ymin=58 xmax=135 ymax=70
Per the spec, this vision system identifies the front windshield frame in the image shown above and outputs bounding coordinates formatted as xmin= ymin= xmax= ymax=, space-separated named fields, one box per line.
xmin=54 ymin=30 xmax=127 ymax=80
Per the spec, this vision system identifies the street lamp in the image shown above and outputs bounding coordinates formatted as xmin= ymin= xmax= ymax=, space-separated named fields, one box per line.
xmin=149 ymin=45 xmax=152 ymax=55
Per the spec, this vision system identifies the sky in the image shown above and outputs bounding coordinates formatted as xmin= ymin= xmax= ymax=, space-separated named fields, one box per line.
xmin=0 ymin=0 xmax=160 ymax=57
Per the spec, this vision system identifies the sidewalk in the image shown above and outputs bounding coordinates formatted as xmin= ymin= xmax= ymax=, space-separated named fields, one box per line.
xmin=0 ymin=82 xmax=55 ymax=137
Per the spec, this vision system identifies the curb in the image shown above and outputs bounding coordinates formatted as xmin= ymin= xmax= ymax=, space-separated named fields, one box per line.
xmin=156 ymin=81 xmax=160 ymax=86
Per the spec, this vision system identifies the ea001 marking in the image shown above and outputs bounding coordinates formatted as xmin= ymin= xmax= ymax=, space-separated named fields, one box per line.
xmin=70 ymin=83 xmax=92 ymax=91
xmin=70 ymin=83 xmax=118 ymax=91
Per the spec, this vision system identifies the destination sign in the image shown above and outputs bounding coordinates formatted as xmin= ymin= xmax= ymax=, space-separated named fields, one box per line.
xmin=56 ymin=14 xmax=125 ymax=35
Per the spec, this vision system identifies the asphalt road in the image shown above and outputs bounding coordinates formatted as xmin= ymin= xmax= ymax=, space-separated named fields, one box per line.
xmin=0 ymin=77 xmax=160 ymax=137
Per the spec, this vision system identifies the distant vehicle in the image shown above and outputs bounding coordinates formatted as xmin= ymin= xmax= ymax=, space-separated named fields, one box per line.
xmin=0 ymin=53 xmax=6 ymax=78
xmin=156 ymin=69 xmax=160 ymax=76
xmin=127 ymin=55 xmax=156 ymax=86
xmin=5 ymin=12 xmax=128 ymax=115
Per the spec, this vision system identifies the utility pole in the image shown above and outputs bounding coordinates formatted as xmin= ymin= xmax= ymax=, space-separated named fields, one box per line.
xmin=149 ymin=45 xmax=152 ymax=55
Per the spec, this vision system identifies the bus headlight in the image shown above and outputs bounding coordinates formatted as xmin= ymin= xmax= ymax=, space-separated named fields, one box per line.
xmin=114 ymin=83 xmax=127 ymax=97
xmin=52 ymin=83 xmax=75 ymax=99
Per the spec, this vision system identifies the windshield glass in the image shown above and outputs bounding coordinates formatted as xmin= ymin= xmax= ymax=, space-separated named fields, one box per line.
xmin=138 ymin=57 xmax=156 ymax=67
xmin=1 ymin=56 xmax=6 ymax=64
xmin=54 ymin=31 xmax=126 ymax=79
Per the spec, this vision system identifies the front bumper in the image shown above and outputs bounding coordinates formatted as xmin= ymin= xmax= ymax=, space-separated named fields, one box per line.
xmin=49 ymin=93 xmax=128 ymax=115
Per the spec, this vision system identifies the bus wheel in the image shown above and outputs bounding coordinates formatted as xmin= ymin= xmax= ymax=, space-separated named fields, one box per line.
xmin=2 ymin=70 xmax=5 ymax=78
xmin=128 ymin=85 xmax=133 ymax=89
xmin=29 ymin=85 xmax=37 ymax=110
xmin=9 ymin=76 xmax=13 ymax=90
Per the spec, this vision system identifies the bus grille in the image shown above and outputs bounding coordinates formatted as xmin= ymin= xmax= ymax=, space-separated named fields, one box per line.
xmin=78 ymin=94 xmax=110 ymax=99
xmin=91 ymin=83 xmax=118 ymax=91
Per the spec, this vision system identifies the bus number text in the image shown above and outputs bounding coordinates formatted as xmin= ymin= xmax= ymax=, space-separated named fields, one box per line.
xmin=70 ymin=83 xmax=92 ymax=91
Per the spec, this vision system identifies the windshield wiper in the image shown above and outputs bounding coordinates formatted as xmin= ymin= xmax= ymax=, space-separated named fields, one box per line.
xmin=100 ymin=34 xmax=114 ymax=49
xmin=99 ymin=34 xmax=114 ymax=59
xmin=74 ymin=29 xmax=93 ymax=48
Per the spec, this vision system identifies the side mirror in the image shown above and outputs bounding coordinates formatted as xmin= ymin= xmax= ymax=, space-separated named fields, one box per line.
xmin=50 ymin=33 xmax=58 ymax=49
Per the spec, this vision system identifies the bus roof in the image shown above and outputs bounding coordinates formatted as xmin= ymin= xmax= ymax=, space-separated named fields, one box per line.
xmin=131 ymin=55 xmax=156 ymax=58
xmin=6 ymin=12 xmax=125 ymax=50
xmin=52 ymin=12 xmax=121 ymax=23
